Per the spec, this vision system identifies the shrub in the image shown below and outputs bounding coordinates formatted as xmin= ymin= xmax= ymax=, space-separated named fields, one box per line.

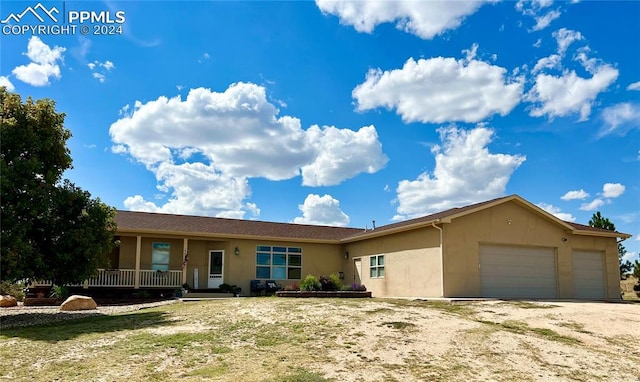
xmin=633 ymin=283 xmax=640 ymax=292
xmin=300 ymin=275 xmax=321 ymax=291
xmin=284 ymin=282 xmax=300 ymax=291
xmin=50 ymin=285 xmax=70 ymax=299
xmin=0 ymin=280 xmax=26 ymax=301
xmin=329 ymin=273 xmax=343 ymax=290
xmin=351 ymin=283 xmax=367 ymax=292
xmin=319 ymin=276 xmax=336 ymax=291
xmin=340 ymin=284 xmax=353 ymax=291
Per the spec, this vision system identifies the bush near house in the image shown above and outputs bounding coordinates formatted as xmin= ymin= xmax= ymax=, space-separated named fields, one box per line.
xmin=299 ymin=274 xmax=367 ymax=292
xmin=300 ymin=275 xmax=321 ymax=291
xmin=0 ymin=280 xmax=26 ymax=301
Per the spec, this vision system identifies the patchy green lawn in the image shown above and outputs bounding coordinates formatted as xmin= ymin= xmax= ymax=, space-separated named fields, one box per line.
xmin=1 ymin=298 xmax=639 ymax=381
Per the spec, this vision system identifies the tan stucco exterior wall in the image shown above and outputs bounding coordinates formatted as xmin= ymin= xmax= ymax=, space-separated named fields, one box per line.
xmin=118 ymin=236 xmax=187 ymax=270
xmin=344 ymin=228 xmax=442 ymax=298
xmin=118 ymin=235 xmax=345 ymax=292
xmin=223 ymin=239 xmax=344 ymax=292
xmin=442 ymin=200 xmax=620 ymax=298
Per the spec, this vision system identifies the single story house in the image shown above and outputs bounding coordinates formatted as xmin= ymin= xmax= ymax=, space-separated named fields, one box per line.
xmin=87 ymin=195 xmax=630 ymax=299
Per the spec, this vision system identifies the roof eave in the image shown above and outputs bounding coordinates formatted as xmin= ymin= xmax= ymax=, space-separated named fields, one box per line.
xmin=116 ymin=228 xmax=344 ymax=244
xmin=340 ymin=219 xmax=444 ymax=243
xmin=571 ymin=230 xmax=632 ymax=239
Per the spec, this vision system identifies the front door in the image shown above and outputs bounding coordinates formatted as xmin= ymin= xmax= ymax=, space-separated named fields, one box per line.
xmin=208 ymin=250 xmax=224 ymax=288
xmin=354 ymin=258 xmax=362 ymax=285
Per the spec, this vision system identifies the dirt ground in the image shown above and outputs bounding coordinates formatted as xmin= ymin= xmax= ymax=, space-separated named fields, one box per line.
xmin=1 ymin=298 xmax=639 ymax=382
xmin=286 ymin=299 xmax=640 ymax=381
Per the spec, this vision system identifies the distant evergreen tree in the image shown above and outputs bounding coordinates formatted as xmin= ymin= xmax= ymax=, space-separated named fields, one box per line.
xmin=588 ymin=212 xmax=631 ymax=278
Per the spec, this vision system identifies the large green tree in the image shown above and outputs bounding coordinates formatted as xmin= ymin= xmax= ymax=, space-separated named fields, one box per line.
xmin=588 ymin=212 xmax=632 ymax=278
xmin=1 ymin=88 xmax=117 ymax=285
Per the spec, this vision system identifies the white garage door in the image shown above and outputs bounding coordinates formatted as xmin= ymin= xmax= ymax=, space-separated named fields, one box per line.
xmin=480 ymin=245 xmax=557 ymax=298
xmin=572 ymin=251 xmax=605 ymax=299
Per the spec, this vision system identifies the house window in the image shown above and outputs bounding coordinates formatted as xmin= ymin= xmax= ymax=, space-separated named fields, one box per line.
xmin=255 ymin=246 xmax=302 ymax=279
xmin=152 ymin=242 xmax=170 ymax=271
xmin=370 ymin=255 xmax=385 ymax=278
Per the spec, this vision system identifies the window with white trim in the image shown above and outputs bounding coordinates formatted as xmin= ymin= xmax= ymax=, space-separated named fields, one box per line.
xmin=370 ymin=255 xmax=385 ymax=278
xmin=255 ymin=246 xmax=302 ymax=279
xmin=152 ymin=242 xmax=170 ymax=271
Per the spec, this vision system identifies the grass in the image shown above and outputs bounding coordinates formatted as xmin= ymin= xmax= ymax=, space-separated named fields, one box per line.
xmin=1 ymin=298 xmax=636 ymax=381
xmin=475 ymin=319 xmax=581 ymax=345
xmin=501 ymin=301 xmax=558 ymax=309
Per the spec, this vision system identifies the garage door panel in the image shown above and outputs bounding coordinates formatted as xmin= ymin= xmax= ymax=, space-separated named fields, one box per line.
xmin=572 ymin=251 xmax=605 ymax=299
xmin=480 ymin=245 xmax=557 ymax=298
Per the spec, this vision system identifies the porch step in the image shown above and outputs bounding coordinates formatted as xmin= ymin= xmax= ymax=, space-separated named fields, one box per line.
xmin=182 ymin=292 xmax=236 ymax=298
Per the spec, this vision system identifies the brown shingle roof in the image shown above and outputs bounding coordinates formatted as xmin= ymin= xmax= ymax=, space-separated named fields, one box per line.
xmin=344 ymin=195 xmax=512 ymax=239
xmin=115 ymin=195 xmax=631 ymax=242
xmin=567 ymin=221 xmax=629 ymax=236
xmin=115 ymin=210 xmax=364 ymax=241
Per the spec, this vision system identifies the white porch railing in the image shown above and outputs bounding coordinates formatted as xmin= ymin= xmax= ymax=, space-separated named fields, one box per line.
xmin=139 ymin=269 xmax=182 ymax=287
xmin=88 ymin=269 xmax=136 ymax=287
xmin=30 ymin=269 xmax=182 ymax=288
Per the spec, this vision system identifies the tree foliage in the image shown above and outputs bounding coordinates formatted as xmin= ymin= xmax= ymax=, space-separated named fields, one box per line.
xmin=588 ymin=212 xmax=616 ymax=231
xmin=633 ymin=260 xmax=640 ymax=280
xmin=588 ymin=211 xmax=631 ymax=278
xmin=1 ymin=88 xmax=117 ymax=285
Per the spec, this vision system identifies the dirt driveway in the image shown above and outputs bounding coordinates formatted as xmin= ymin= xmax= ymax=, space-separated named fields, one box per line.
xmin=299 ymin=299 xmax=640 ymax=382
xmin=1 ymin=298 xmax=639 ymax=381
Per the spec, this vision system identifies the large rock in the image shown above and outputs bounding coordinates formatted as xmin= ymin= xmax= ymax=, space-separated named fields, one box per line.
xmin=59 ymin=295 xmax=97 ymax=311
xmin=0 ymin=295 xmax=18 ymax=307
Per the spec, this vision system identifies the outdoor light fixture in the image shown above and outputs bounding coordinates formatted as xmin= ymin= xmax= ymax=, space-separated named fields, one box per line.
xmin=344 ymin=251 xmax=349 ymax=259
xmin=235 ymin=246 xmax=240 ymax=255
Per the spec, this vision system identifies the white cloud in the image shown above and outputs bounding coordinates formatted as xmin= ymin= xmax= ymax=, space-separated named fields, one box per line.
xmin=553 ymin=28 xmax=583 ymax=55
xmin=628 ymin=81 xmax=640 ymax=91
xmin=580 ymin=198 xmax=605 ymax=211
xmin=301 ymin=125 xmax=388 ymax=186
xmin=532 ymin=54 xmax=561 ymax=73
xmin=602 ymin=183 xmax=625 ymax=198
xmin=12 ymin=36 xmax=65 ymax=87
xmin=394 ymin=126 xmax=526 ymax=219
xmin=293 ymin=194 xmax=350 ymax=227
xmin=245 ymin=203 xmax=261 ymax=218
xmin=525 ymin=57 xmax=618 ymax=121
xmin=622 ymin=251 xmax=638 ymax=263
xmin=352 ymin=52 xmax=523 ymax=124
xmin=0 ymin=76 xmax=15 ymax=91
xmin=537 ymin=202 xmax=576 ymax=222
xmin=532 ymin=9 xmax=561 ymax=31
xmin=560 ymin=189 xmax=589 ymax=201
xmin=88 ymin=60 xmax=115 ymax=82
xmin=92 ymin=72 xmax=106 ymax=83
xmin=516 ymin=1 xmax=561 ymax=31
xmin=315 ymin=0 xmax=487 ymax=39
xmin=123 ymin=162 xmax=251 ymax=218
xmin=576 ymin=183 xmax=626 ymax=212
xmin=110 ymin=83 xmax=387 ymax=217
xmin=599 ymin=102 xmax=640 ymax=137
xmin=616 ymin=213 xmax=638 ymax=224
xmin=101 ymin=60 xmax=115 ymax=70
xmin=198 ymin=52 xmax=210 ymax=63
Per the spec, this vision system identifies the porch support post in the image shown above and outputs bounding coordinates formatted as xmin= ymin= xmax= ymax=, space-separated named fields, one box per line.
xmin=135 ymin=235 xmax=141 ymax=289
xmin=182 ymin=238 xmax=189 ymax=285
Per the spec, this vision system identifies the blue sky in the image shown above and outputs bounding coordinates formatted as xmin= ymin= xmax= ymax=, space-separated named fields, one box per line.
xmin=1 ymin=0 xmax=639 ymax=261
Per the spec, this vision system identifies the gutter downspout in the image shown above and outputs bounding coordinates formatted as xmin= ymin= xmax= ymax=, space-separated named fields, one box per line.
xmin=431 ymin=221 xmax=444 ymax=298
